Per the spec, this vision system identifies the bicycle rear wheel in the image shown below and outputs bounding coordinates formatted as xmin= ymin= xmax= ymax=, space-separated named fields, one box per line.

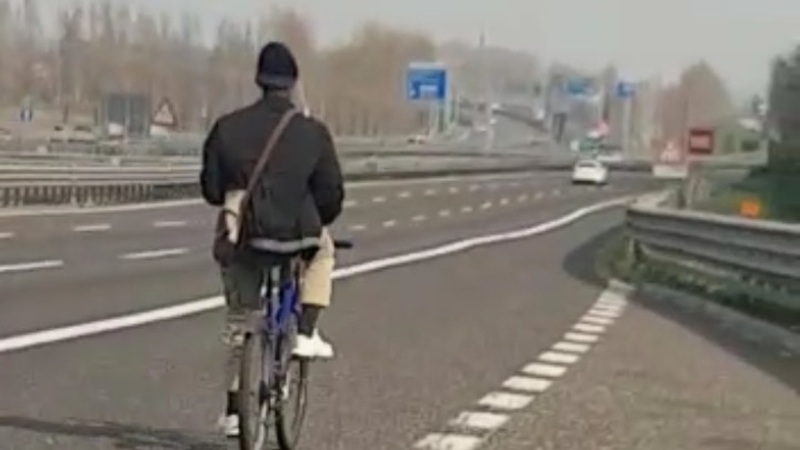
xmin=237 ymin=332 xmax=269 ymax=450
xmin=274 ymin=326 xmax=310 ymax=449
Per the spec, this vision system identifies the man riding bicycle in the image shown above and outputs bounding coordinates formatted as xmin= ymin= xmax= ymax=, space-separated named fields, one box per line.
xmin=199 ymin=41 xmax=345 ymax=436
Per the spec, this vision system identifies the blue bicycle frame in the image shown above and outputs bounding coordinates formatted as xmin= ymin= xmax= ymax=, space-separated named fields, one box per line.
xmin=260 ymin=261 xmax=302 ymax=392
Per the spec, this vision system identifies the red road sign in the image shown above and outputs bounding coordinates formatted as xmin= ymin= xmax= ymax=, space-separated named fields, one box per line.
xmin=687 ymin=127 xmax=714 ymax=155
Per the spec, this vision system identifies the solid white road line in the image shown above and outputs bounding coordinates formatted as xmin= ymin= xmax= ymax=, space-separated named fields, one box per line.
xmin=0 ymin=260 xmax=64 ymax=274
xmin=0 ymin=195 xmax=635 ymax=354
xmin=120 ymin=248 xmax=189 ymax=260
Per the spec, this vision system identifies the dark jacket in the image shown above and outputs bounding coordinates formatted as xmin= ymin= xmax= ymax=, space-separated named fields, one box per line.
xmin=200 ymin=94 xmax=344 ymax=263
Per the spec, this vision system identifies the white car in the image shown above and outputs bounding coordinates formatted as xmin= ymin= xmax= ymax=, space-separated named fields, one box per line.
xmin=571 ymin=159 xmax=609 ymax=185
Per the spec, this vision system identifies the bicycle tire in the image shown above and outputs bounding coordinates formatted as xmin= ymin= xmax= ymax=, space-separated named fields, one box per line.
xmin=274 ymin=325 xmax=310 ymax=449
xmin=237 ymin=333 xmax=269 ymax=450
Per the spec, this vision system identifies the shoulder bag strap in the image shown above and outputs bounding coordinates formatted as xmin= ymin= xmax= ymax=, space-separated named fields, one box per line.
xmin=241 ymin=107 xmax=299 ymax=205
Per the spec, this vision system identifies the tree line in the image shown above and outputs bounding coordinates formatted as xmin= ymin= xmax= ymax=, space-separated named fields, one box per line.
xmin=0 ymin=1 xmax=541 ymax=137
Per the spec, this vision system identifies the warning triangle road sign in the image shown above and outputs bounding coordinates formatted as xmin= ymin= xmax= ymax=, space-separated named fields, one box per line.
xmin=152 ymin=98 xmax=177 ymax=127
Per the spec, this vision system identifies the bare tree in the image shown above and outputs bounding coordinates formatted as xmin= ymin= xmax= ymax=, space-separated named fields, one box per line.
xmin=767 ymin=45 xmax=800 ymax=170
xmin=655 ymin=60 xmax=734 ymax=149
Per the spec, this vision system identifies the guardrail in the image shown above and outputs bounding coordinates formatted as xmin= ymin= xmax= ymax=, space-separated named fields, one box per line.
xmin=625 ymin=192 xmax=799 ymax=312
xmin=0 ymin=153 xmax=557 ymax=208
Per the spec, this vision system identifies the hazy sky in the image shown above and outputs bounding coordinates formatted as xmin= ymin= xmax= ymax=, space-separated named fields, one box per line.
xmin=57 ymin=0 xmax=800 ymax=96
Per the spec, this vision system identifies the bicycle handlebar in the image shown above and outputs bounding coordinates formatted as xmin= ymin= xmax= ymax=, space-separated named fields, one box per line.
xmin=333 ymin=239 xmax=354 ymax=250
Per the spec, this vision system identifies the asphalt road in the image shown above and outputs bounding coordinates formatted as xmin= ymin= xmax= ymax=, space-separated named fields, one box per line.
xmin=0 ymin=170 xmax=796 ymax=450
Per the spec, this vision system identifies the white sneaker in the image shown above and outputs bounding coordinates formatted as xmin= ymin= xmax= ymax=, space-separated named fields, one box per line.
xmin=292 ymin=329 xmax=335 ymax=359
xmin=217 ymin=413 xmax=239 ymax=437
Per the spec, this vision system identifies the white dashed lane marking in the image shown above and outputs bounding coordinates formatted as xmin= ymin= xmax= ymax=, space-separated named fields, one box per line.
xmin=0 ymin=232 xmax=14 ymax=239
xmin=120 ymin=248 xmax=189 ymax=261
xmin=439 ymin=210 xmax=451 ymax=217
xmin=398 ymin=191 xmax=411 ymax=199
xmin=450 ymin=411 xmax=509 ymax=430
xmin=349 ymin=224 xmax=367 ymax=232
xmin=372 ymin=196 xmax=387 ymax=203
xmin=564 ymin=332 xmax=600 ymax=343
xmin=502 ymin=376 xmax=553 ymax=393
xmin=413 ymin=283 xmax=631 ymax=450
xmin=477 ymin=392 xmax=534 ymax=410
xmin=412 ymin=215 xmax=427 ymax=223
xmin=522 ymin=362 xmax=567 ymax=378
xmin=73 ymin=224 xmax=111 ymax=232
xmin=573 ymin=323 xmax=606 ymax=334
xmin=382 ymin=220 xmax=397 ymax=228
xmin=153 ymin=220 xmax=186 ymax=228
xmin=0 ymin=259 xmax=64 ymax=274
xmin=344 ymin=200 xmax=358 ymax=208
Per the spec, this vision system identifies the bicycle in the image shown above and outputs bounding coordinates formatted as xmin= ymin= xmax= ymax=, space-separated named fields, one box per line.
xmin=236 ymin=239 xmax=353 ymax=450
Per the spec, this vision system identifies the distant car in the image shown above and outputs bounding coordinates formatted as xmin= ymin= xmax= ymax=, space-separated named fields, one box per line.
xmin=596 ymin=151 xmax=623 ymax=163
xmin=572 ymin=159 xmax=609 ymax=185
xmin=407 ymin=134 xmax=428 ymax=144
xmin=0 ymin=127 xmax=12 ymax=143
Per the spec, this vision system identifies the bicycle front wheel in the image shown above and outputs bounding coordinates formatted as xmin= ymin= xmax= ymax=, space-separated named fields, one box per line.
xmin=237 ymin=333 xmax=269 ymax=450
xmin=274 ymin=333 xmax=310 ymax=449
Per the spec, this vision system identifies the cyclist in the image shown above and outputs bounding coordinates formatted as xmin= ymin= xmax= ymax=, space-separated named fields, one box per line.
xmin=199 ymin=41 xmax=345 ymax=436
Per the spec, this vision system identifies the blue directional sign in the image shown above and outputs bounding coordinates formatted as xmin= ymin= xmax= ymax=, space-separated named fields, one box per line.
xmin=564 ymin=77 xmax=591 ymax=96
xmin=616 ymin=81 xmax=635 ymax=98
xmin=406 ymin=62 xmax=448 ymax=101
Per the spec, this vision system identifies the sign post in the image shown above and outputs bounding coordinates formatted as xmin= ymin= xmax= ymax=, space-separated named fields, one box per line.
xmin=652 ymin=140 xmax=689 ymax=179
xmin=406 ymin=62 xmax=448 ymax=137
xmin=616 ymin=81 xmax=635 ymax=156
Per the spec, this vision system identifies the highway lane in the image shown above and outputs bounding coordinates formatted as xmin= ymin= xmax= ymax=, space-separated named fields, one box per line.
xmin=1 ymin=175 xmax=793 ymax=450
xmin=0 ymin=172 xmax=657 ymax=339
xmin=0 ymin=193 xmax=649 ymax=450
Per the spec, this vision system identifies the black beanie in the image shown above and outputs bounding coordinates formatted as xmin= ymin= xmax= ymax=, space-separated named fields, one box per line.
xmin=255 ymin=41 xmax=299 ymax=90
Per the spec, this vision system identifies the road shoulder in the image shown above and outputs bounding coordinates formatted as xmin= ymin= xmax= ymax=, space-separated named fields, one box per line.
xmin=481 ymin=291 xmax=800 ymax=450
